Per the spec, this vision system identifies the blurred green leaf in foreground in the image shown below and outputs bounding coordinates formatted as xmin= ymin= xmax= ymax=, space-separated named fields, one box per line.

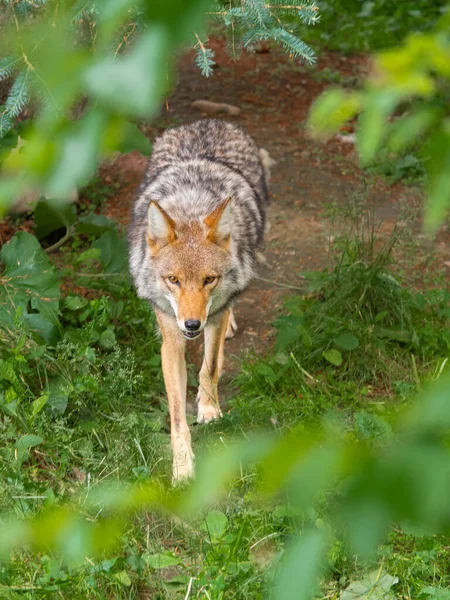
xmin=309 ymin=8 xmax=450 ymax=232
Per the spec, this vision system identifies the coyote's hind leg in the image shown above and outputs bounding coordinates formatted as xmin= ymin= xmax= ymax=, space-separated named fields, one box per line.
xmin=197 ymin=309 xmax=229 ymax=423
xmin=225 ymin=307 xmax=237 ymax=340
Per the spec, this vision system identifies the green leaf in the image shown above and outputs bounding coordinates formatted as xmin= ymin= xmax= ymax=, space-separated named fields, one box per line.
xmin=424 ymin=128 xmax=450 ymax=232
xmin=144 ymin=552 xmax=181 ymax=569
xmin=63 ymin=296 xmax=89 ymax=311
xmin=0 ymin=232 xmax=61 ymax=342
xmin=47 ymin=377 xmax=72 ymax=416
xmin=357 ymin=90 xmax=400 ymax=165
xmin=388 ymin=107 xmax=437 ymax=153
xmin=85 ymin=28 xmax=170 ymax=117
xmin=45 ymin=110 xmax=106 ymax=197
xmin=31 ymin=394 xmax=49 ymax=417
xmin=334 ymin=333 xmax=359 ymax=351
xmin=0 ymin=359 xmax=21 ymax=391
xmin=34 ymin=200 xmax=76 ymax=240
xmin=340 ymin=569 xmax=398 ymax=599
xmin=420 ymin=587 xmax=450 ymax=600
xmin=203 ymin=510 xmax=228 ymax=540
xmin=114 ymin=571 xmax=131 ymax=586
xmin=309 ymin=88 xmax=361 ymax=140
xmin=323 ymin=349 xmax=343 ymax=366
xmin=274 ymin=529 xmax=328 ymax=600
xmin=15 ymin=434 xmax=43 ymax=450
xmin=92 ymin=231 xmax=128 ymax=274
xmin=99 ymin=329 xmax=116 ymax=350
xmin=119 ymin=122 xmax=152 ymax=156
xmin=77 ymin=213 xmax=117 ymax=236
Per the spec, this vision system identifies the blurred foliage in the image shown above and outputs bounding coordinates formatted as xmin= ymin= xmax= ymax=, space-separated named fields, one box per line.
xmin=309 ymin=9 xmax=450 ymax=231
xmin=0 ymin=0 xmax=319 ymax=215
xmin=2 ymin=1 xmax=450 ymax=599
xmin=301 ymin=0 xmax=448 ymax=53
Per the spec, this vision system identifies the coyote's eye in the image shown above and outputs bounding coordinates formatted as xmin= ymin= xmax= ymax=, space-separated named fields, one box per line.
xmin=204 ymin=276 xmax=216 ymax=286
xmin=168 ymin=276 xmax=179 ymax=285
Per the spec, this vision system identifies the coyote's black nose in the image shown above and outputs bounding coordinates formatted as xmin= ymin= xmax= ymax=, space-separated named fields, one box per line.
xmin=185 ymin=319 xmax=201 ymax=332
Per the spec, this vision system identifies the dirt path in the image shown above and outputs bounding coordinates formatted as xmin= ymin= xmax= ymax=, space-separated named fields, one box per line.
xmin=101 ymin=37 xmax=450 ymax=378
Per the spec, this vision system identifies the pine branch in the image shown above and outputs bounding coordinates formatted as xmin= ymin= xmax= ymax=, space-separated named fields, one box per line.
xmin=0 ymin=57 xmax=24 ymax=81
xmin=0 ymin=109 xmax=13 ymax=137
xmin=270 ymin=27 xmax=316 ymax=62
xmin=5 ymin=68 xmax=30 ymax=118
xmin=194 ymin=33 xmax=216 ymax=77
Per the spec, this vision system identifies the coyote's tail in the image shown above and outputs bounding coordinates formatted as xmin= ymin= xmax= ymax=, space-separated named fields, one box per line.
xmin=259 ymin=148 xmax=276 ymax=182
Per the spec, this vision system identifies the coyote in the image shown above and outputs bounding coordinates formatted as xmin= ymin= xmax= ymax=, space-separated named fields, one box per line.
xmin=129 ymin=119 xmax=272 ymax=482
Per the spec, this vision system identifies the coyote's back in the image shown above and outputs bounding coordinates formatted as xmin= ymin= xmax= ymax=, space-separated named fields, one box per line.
xmin=129 ymin=119 xmax=270 ymax=314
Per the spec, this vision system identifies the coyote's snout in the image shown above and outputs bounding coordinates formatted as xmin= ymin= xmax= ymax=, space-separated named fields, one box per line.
xmin=129 ymin=119 xmax=271 ymax=482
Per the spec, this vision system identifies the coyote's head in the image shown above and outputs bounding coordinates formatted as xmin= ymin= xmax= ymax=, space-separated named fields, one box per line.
xmin=147 ymin=199 xmax=232 ymax=339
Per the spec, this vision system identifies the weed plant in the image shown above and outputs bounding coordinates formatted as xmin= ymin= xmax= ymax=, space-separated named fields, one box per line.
xmin=232 ymin=192 xmax=450 ymax=429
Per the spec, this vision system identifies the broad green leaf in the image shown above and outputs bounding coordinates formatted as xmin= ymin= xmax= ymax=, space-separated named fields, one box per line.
xmin=388 ymin=107 xmax=437 ymax=153
xmin=85 ymin=28 xmax=170 ymax=117
xmin=0 ymin=232 xmax=61 ymax=342
xmin=406 ymin=374 xmax=450 ymax=432
xmin=0 ymin=360 xmax=21 ymax=391
xmin=114 ymin=571 xmax=132 ymax=586
xmin=357 ymin=90 xmax=400 ymax=165
xmin=45 ymin=110 xmax=106 ymax=197
xmin=274 ymin=529 xmax=328 ymax=600
xmin=63 ymin=296 xmax=89 ymax=311
xmin=47 ymin=377 xmax=73 ymax=415
xmin=309 ymin=88 xmax=361 ymax=139
xmin=334 ymin=333 xmax=359 ymax=351
xmin=144 ymin=552 xmax=180 ymax=569
xmin=15 ymin=434 xmax=43 ymax=450
xmin=424 ymin=128 xmax=450 ymax=232
xmin=420 ymin=587 xmax=450 ymax=600
xmin=182 ymin=435 xmax=275 ymax=515
xmin=120 ymin=122 xmax=152 ymax=156
xmin=323 ymin=349 xmax=343 ymax=366
xmin=31 ymin=394 xmax=49 ymax=417
xmin=92 ymin=231 xmax=128 ymax=274
xmin=203 ymin=510 xmax=228 ymax=540
xmin=99 ymin=329 xmax=117 ymax=350
xmin=34 ymin=200 xmax=76 ymax=240
xmin=76 ymin=213 xmax=117 ymax=236
xmin=340 ymin=569 xmax=398 ymax=599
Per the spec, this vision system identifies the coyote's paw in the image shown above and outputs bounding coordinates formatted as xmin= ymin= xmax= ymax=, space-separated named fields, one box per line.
xmin=172 ymin=433 xmax=195 ymax=484
xmin=197 ymin=399 xmax=223 ymax=424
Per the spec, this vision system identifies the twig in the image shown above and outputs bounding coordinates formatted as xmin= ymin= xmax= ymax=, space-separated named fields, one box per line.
xmin=45 ymin=228 xmax=73 ymax=254
xmin=254 ymin=275 xmax=305 ymax=291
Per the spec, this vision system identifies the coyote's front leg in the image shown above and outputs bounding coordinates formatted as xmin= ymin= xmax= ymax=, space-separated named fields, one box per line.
xmin=197 ymin=309 xmax=229 ymax=424
xmin=156 ymin=310 xmax=194 ymax=483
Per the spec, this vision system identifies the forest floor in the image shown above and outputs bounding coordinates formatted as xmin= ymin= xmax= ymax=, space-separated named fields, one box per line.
xmin=2 ymin=36 xmax=450 ymax=600
xmin=98 ymin=37 xmax=450 ymax=377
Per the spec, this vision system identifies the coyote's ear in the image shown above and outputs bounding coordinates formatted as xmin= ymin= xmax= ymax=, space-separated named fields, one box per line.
xmin=147 ymin=201 xmax=177 ymax=252
xmin=204 ymin=198 xmax=232 ymax=248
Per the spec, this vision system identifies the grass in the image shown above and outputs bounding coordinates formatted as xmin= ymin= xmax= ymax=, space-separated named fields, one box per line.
xmin=1 ymin=183 xmax=450 ymax=600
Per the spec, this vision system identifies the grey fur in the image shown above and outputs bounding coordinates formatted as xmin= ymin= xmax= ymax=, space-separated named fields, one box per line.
xmin=129 ymin=119 xmax=269 ymax=318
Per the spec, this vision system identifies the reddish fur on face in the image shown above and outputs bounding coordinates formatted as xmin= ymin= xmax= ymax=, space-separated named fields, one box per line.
xmin=148 ymin=201 xmax=231 ymax=326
